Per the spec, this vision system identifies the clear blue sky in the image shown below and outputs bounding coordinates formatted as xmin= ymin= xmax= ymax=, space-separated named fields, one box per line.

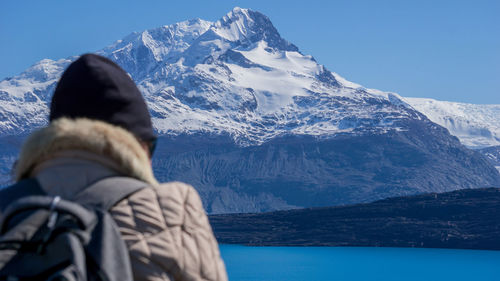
xmin=1 ymin=0 xmax=499 ymax=104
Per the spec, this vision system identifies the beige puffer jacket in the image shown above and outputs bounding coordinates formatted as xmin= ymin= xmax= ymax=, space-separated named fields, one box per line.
xmin=14 ymin=118 xmax=228 ymax=281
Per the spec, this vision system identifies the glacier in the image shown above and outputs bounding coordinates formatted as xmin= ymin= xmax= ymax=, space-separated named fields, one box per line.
xmin=404 ymin=98 xmax=500 ymax=149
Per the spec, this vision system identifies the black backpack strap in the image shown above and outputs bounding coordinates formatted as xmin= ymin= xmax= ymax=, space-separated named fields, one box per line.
xmin=0 ymin=178 xmax=45 ymax=212
xmin=74 ymin=177 xmax=149 ymax=210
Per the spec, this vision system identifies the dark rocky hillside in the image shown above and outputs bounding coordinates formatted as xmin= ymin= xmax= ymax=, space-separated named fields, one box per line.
xmin=209 ymin=187 xmax=500 ymax=250
xmin=154 ymin=119 xmax=500 ymax=213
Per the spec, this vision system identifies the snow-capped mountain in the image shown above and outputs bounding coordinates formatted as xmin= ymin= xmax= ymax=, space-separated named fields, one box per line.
xmin=1 ymin=7 xmax=499 ymax=213
xmin=0 ymin=7 xmax=416 ymax=144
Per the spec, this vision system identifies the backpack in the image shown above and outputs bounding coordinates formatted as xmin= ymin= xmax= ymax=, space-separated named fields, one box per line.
xmin=0 ymin=177 xmax=147 ymax=281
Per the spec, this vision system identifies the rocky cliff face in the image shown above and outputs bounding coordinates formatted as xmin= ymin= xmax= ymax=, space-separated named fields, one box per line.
xmin=0 ymin=7 xmax=499 ymax=213
xmin=153 ymin=120 xmax=499 ymax=213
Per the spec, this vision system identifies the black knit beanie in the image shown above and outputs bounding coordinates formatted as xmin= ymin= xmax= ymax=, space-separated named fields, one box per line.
xmin=50 ymin=54 xmax=156 ymax=142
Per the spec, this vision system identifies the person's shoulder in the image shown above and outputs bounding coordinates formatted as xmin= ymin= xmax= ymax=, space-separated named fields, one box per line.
xmin=157 ymin=181 xmax=195 ymax=191
xmin=154 ymin=181 xmax=204 ymax=209
xmin=123 ymin=180 xmax=203 ymax=211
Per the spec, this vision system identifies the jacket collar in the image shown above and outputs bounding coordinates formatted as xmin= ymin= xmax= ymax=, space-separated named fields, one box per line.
xmin=15 ymin=118 xmax=158 ymax=185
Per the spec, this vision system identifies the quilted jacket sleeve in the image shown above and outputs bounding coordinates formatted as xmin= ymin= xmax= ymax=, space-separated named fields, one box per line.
xmin=110 ymin=182 xmax=228 ymax=281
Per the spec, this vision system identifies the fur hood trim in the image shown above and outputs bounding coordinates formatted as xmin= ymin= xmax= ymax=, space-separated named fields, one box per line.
xmin=16 ymin=118 xmax=158 ymax=185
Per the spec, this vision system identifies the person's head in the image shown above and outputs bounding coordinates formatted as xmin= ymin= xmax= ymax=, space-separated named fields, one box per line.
xmin=49 ymin=54 xmax=156 ymax=157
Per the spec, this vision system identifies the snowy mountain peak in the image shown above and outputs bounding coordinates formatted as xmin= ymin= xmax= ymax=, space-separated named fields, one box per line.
xmin=214 ymin=7 xmax=259 ymax=41
xmin=221 ymin=7 xmax=253 ymax=25
xmin=0 ymin=7 xmax=497 ymax=149
xmin=0 ymin=7 xmax=434 ymax=144
xmin=211 ymin=7 xmax=298 ymax=52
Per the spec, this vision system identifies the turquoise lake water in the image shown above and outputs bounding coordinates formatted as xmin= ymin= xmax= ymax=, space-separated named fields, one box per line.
xmin=219 ymin=245 xmax=500 ymax=281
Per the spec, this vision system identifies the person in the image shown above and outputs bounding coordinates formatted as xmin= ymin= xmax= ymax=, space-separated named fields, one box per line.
xmin=10 ymin=54 xmax=228 ymax=281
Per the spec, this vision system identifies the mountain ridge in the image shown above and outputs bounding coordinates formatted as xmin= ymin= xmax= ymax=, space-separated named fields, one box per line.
xmin=0 ymin=7 xmax=498 ymax=213
xmin=0 ymin=7 xmax=418 ymax=144
xmin=0 ymin=7 xmax=497 ymax=149
xmin=209 ymin=187 xmax=500 ymax=250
